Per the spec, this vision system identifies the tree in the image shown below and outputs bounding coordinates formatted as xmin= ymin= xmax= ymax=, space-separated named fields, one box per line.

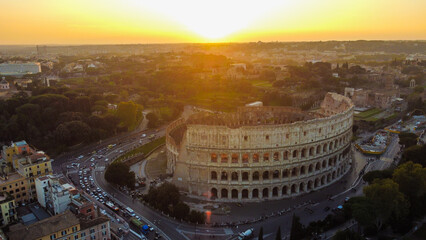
xmin=401 ymin=145 xmax=426 ymax=166
xmin=332 ymin=229 xmax=364 ymax=240
xmin=398 ymin=132 xmax=418 ymax=148
xmin=346 ymin=197 xmax=376 ymax=228
xmin=173 ymin=202 xmax=190 ymax=220
xmin=146 ymin=112 xmax=159 ymax=128
xmin=104 ymin=162 xmax=135 ymax=189
xmin=363 ymin=179 xmax=410 ymax=230
xmin=362 ymin=169 xmax=393 ymax=184
xmin=258 ymin=227 xmax=264 ymax=240
xmin=290 ymin=214 xmax=305 ymax=240
xmin=116 ymin=101 xmax=142 ymax=129
xmin=275 ymin=227 xmax=281 ymax=240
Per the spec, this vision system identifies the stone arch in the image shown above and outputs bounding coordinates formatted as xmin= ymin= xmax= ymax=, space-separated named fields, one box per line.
xmin=301 ymin=148 xmax=307 ymax=158
xmin=335 ymin=139 xmax=339 ymax=148
xmin=300 ymin=166 xmax=306 ymax=175
xmin=253 ymin=171 xmax=259 ymax=181
xmin=332 ymin=171 xmax=336 ymax=179
xmin=221 ymin=171 xmax=228 ymax=181
xmin=291 ymin=184 xmax=297 ymax=193
xmin=242 ymin=172 xmax=249 ymax=181
xmin=231 ymin=153 xmax=239 ymax=163
xmin=307 ymin=180 xmax=313 ymax=191
xmin=328 ymin=158 xmax=333 ymax=166
xmin=327 ymin=173 xmax=331 ymax=183
xmin=315 ymin=162 xmax=321 ymax=171
xmin=329 ymin=142 xmax=333 ymax=150
xmin=211 ymin=171 xmax=217 ymax=180
xmin=272 ymin=187 xmax=278 ymax=197
xmin=282 ymin=169 xmax=289 ymax=178
xmin=262 ymin=188 xmax=269 ymax=198
xmin=314 ymin=178 xmax=320 ymax=188
xmin=252 ymin=189 xmax=259 ymax=198
xmin=231 ymin=172 xmax=238 ymax=181
xmin=322 ymin=160 xmax=327 ymax=168
xmin=211 ymin=188 xmax=218 ymax=199
xmin=221 ymin=189 xmax=228 ymax=198
xmin=309 ymin=147 xmax=314 ymax=156
xmin=231 ymin=189 xmax=238 ymax=199
xmin=282 ymin=186 xmax=288 ymax=195
xmin=273 ymin=170 xmax=280 ymax=179
xmin=273 ymin=152 xmax=280 ymax=161
xmin=221 ymin=154 xmax=228 ymax=163
xmin=263 ymin=153 xmax=270 ymax=161
xmin=316 ymin=145 xmax=321 ymax=154
xmin=263 ymin=171 xmax=269 ymax=180
xmin=299 ymin=182 xmax=305 ymax=192
xmin=292 ymin=150 xmax=298 ymax=159
xmin=323 ymin=143 xmax=328 ymax=152
xmin=211 ymin=153 xmax=217 ymax=162
xmin=242 ymin=189 xmax=248 ymax=199
xmin=283 ymin=151 xmax=289 ymax=160
xmin=242 ymin=153 xmax=249 ymax=163
xmin=308 ymin=164 xmax=313 ymax=173
xmin=253 ymin=153 xmax=259 ymax=163
xmin=291 ymin=167 xmax=298 ymax=177
xmin=337 ymin=168 xmax=341 ymax=176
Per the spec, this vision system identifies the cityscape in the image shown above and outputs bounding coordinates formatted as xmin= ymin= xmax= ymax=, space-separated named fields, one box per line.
xmin=0 ymin=1 xmax=426 ymax=240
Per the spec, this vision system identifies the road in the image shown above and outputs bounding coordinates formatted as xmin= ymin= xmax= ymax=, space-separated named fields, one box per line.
xmin=52 ymin=124 xmax=402 ymax=240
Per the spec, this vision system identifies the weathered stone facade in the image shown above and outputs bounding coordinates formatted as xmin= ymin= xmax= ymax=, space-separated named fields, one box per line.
xmin=166 ymin=93 xmax=354 ymax=202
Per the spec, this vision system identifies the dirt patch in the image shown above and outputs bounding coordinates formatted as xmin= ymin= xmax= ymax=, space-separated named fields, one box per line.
xmin=145 ymin=146 xmax=167 ymax=179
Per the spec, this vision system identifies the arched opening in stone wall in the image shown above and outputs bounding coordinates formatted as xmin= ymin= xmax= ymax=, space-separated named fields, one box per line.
xmin=291 ymin=184 xmax=297 ymax=193
xmin=316 ymin=162 xmax=321 ymax=171
xmin=231 ymin=189 xmax=238 ymax=199
xmin=309 ymin=147 xmax=314 ymax=156
xmin=301 ymin=148 xmax=306 ymax=158
xmin=300 ymin=166 xmax=306 ymax=175
xmin=323 ymin=143 xmax=328 ymax=153
xmin=329 ymin=142 xmax=333 ymax=151
xmin=337 ymin=168 xmax=341 ymax=176
xmin=299 ymin=182 xmax=305 ymax=192
xmin=263 ymin=153 xmax=269 ymax=161
xmin=231 ymin=154 xmax=239 ymax=163
xmin=253 ymin=171 xmax=259 ymax=181
xmin=231 ymin=172 xmax=238 ymax=181
xmin=315 ymin=178 xmax=320 ymax=188
xmin=263 ymin=171 xmax=269 ymax=180
xmin=211 ymin=153 xmax=217 ymax=162
xmin=316 ymin=145 xmax=321 ymax=154
xmin=253 ymin=153 xmax=259 ymax=163
xmin=242 ymin=172 xmax=249 ymax=181
xmin=293 ymin=150 xmax=298 ymax=159
xmin=272 ymin=187 xmax=278 ymax=197
xmin=242 ymin=189 xmax=248 ymax=199
xmin=308 ymin=164 xmax=313 ymax=173
xmin=307 ymin=181 xmax=313 ymax=191
xmin=322 ymin=160 xmax=327 ymax=168
xmin=291 ymin=167 xmax=298 ymax=177
xmin=332 ymin=171 xmax=336 ymax=180
xmin=335 ymin=139 xmax=338 ymax=148
xmin=328 ymin=158 xmax=333 ymax=166
xmin=283 ymin=151 xmax=289 ymax=160
xmin=273 ymin=152 xmax=279 ymax=161
xmin=327 ymin=174 xmax=331 ymax=183
xmin=221 ymin=154 xmax=228 ymax=163
xmin=221 ymin=189 xmax=228 ymax=198
xmin=321 ymin=176 xmax=326 ymax=185
xmin=253 ymin=189 xmax=259 ymax=198
xmin=211 ymin=171 xmax=217 ymax=180
xmin=262 ymin=188 xmax=269 ymax=198
xmin=221 ymin=171 xmax=228 ymax=181
xmin=273 ymin=170 xmax=280 ymax=179
xmin=282 ymin=186 xmax=288 ymax=195
xmin=211 ymin=188 xmax=217 ymax=199
xmin=242 ymin=154 xmax=249 ymax=163
xmin=282 ymin=169 xmax=289 ymax=178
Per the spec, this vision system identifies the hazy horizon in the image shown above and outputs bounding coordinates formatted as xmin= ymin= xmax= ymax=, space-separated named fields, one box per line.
xmin=2 ymin=0 xmax=426 ymax=45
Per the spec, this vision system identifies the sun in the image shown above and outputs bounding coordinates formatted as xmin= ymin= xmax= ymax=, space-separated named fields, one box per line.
xmin=141 ymin=0 xmax=285 ymax=41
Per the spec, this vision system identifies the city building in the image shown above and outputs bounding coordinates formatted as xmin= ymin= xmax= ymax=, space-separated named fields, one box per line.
xmin=167 ymin=93 xmax=353 ymax=202
xmin=0 ymin=63 xmax=41 ymax=77
xmin=0 ymin=192 xmax=17 ymax=226
xmin=36 ymin=175 xmax=75 ymax=215
xmin=0 ymin=141 xmax=53 ymax=205
xmin=7 ymin=210 xmax=111 ymax=240
xmin=0 ymin=78 xmax=9 ymax=90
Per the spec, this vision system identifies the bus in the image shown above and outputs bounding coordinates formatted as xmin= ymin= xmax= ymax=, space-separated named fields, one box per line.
xmin=130 ymin=217 xmax=149 ymax=235
xmin=105 ymin=201 xmax=119 ymax=211
xmin=126 ymin=207 xmax=135 ymax=216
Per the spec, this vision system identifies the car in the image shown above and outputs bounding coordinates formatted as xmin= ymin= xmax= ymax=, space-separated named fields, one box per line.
xmin=119 ymin=150 xmax=123 ymax=153
xmin=97 ymin=155 xmax=103 ymax=159
xmin=90 ymin=158 xmax=95 ymax=162
xmin=344 ymin=197 xmax=350 ymax=202
xmin=104 ymin=158 xmax=109 ymax=162
xmin=91 ymin=163 xmax=95 ymax=167
xmin=78 ymin=155 xmax=84 ymax=159
xmin=141 ymin=134 xmax=147 ymax=138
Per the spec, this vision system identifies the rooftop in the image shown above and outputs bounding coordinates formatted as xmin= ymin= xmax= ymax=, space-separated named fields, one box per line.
xmin=0 ymin=192 xmax=14 ymax=204
xmin=8 ymin=210 xmax=79 ymax=240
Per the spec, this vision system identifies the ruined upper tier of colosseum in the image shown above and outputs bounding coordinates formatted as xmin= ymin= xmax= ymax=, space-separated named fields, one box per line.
xmin=166 ymin=92 xmax=354 ymax=202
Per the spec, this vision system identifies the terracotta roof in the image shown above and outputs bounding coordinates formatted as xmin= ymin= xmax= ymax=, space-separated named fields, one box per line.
xmin=8 ymin=211 xmax=79 ymax=240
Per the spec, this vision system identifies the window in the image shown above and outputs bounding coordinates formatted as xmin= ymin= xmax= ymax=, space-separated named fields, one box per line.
xmin=101 ymin=224 xmax=106 ymax=229
xmin=87 ymin=208 xmax=92 ymax=213
xmin=72 ymin=226 xmax=78 ymax=232
xmin=81 ymin=232 xmax=86 ymax=237
xmin=286 ymin=133 xmax=289 ymax=139
xmin=90 ymin=228 xmax=95 ymax=234
xmin=265 ymin=135 xmax=269 ymax=140
xmin=50 ymin=234 xmax=56 ymax=240
xmin=91 ymin=236 xmax=96 ymax=240
xmin=74 ymin=235 xmax=79 ymax=240
xmin=304 ymin=131 xmax=306 ymax=136
xmin=21 ymin=187 xmax=25 ymax=190
xmin=62 ymin=230 xmax=67 ymax=235
xmin=244 ymin=136 xmax=248 ymax=141
xmin=102 ymin=231 xmax=106 ymax=236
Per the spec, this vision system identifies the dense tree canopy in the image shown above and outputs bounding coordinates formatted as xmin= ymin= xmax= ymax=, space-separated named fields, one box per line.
xmin=104 ymin=162 xmax=135 ymax=189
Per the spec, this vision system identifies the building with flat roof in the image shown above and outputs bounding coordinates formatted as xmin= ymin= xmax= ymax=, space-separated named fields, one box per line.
xmin=0 ymin=78 xmax=9 ymax=90
xmin=36 ymin=175 xmax=74 ymax=215
xmin=0 ymin=63 xmax=41 ymax=77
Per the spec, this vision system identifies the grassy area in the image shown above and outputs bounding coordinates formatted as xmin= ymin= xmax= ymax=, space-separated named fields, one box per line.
xmin=114 ymin=136 xmax=165 ymax=163
xmin=354 ymin=108 xmax=383 ymax=119
xmin=252 ymin=80 xmax=273 ymax=88
xmin=190 ymin=91 xmax=256 ymax=112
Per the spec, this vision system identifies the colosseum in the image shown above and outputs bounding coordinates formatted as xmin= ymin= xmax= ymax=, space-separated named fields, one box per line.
xmin=166 ymin=92 xmax=354 ymax=202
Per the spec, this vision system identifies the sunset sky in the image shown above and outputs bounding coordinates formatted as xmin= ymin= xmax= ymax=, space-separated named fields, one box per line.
xmin=1 ymin=0 xmax=425 ymax=44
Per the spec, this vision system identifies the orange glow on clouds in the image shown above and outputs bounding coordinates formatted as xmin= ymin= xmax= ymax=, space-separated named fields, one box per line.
xmin=0 ymin=0 xmax=425 ymax=44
